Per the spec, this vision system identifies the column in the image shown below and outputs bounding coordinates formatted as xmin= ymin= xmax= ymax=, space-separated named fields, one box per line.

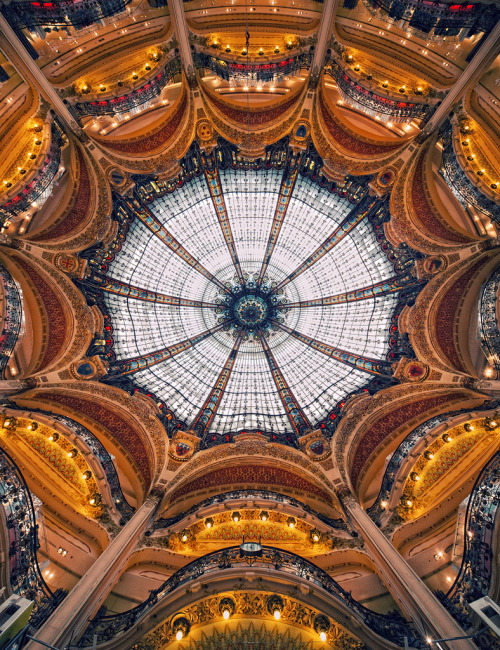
xmin=0 ymin=14 xmax=82 ymax=133
xmin=340 ymin=493 xmax=478 ymax=650
xmin=167 ymin=0 xmax=195 ymax=82
xmin=26 ymin=493 xmax=161 ymax=650
xmin=310 ymin=0 xmax=340 ymax=84
xmin=420 ymin=22 xmax=500 ymax=137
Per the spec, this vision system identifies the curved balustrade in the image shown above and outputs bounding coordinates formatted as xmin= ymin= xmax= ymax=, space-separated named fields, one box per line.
xmin=479 ymin=267 xmax=500 ymax=374
xmin=360 ymin=0 xmax=497 ymax=38
xmin=193 ymin=51 xmax=312 ymax=83
xmin=79 ymin=545 xmax=425 ymax=647
xmin=0 ymin=121 xmax=65 ymax=218
xmin=0 ymin=446 xmax=65 ymax=629
xmin=439 ymin=123 xmax=500 ymax=225
xmin=71 ymin=57 xmax=181 ymax=119
xmin=0 ymin=402 xmax=135 ymax=522
xmin=441 ymin=450 xmax=500 ymax=632
xmin=154 ymin=489 xmax=347 ymax=531
xmin=324 ymin=58 xmax=432 ymax=123
xmin=368 ymin=399 xmax=500 ymax=524
xmin=0 ymin=265 xmax=22 ymax=377
xmin=2 ymin=0 xmax=131 ymax=30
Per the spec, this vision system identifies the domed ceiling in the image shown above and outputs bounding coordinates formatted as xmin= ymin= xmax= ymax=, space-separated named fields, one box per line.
xmin=89 ymin=149 xmax=418 ymax=442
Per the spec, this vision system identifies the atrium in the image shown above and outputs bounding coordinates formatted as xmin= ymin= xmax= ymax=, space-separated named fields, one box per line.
xmin=0 ymin=0 xmax=499 ymax=648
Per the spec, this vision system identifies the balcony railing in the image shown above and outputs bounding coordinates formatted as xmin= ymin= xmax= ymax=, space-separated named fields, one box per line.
xmin=478 ymin=267 xmax=500 ymax=374
xmin=154 ymin=489 xmax=347 ymax=531
xmin=2 ymin=0 xmax=131 ymax=30
xmin=439 ymin=123 xmax=500 ymax=225
xmin=193 ymin=51 xmax=312 ymax=83
xmin=324 ymin=58 xmax=432 ymax=123
xmin=1 ymin=403 xmax=135 ymax=522
xmin=368 ymin=399 xmax=500 ymax=524
xmin=0 ymin=446 xmax=65 ymax=629
xmin=0 ymin=265 xmax=22 ymax=377
xmin=360 ymin=0 xmax=498 ymax=39
xmin=79 ymin=545 xmax=425 ymax=647
xmin=0 ymin=122 xmax=64 ymax=218
xmin=71 ymin=57 xmax=181 ymax=119
xmin=439 ymin=450 xmax=500 ymax=637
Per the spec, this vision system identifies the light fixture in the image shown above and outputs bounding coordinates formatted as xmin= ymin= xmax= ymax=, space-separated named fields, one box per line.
xmin=68 ymin=448 xmax=78 ymax=458
xmin=232 ymin=511 xmax=240 ymax=522
xmin=82 ymin=470 xmax=92 ymax=481
xmin=464 ymin=422 xmax=474 ymax=432
xmin=442 ymin=434 xmax=452 ymax=443
xmin=382 ymin=80 xmax=388 ymax=88
xmin=274 ymin=46 xmax=279 ymax=53
xmin=381 ymin=500 xmax=388 ymax=508
xmin=57 ymin=547 xmax=68 ymax=556
xmin=260 ymin=510 xmax=269 ymax=521
xmin=204 ymin=517 xmax=214 ymax=529
xmin=267 ymin=595 xmax=284 ymax=620
xmin=172 ymin=616 xmax=190 ymax=641
xmin=48 ymin=432 xmax=59 ymax=442
xmin=310 ymin=529 xmax=320 ymax=543
xmin=424 ymin=450 xmax=434 ymax=460
xmin=410 ymin=472 xmax=420 ymax=482
xmin=3 ymin=418 xmax=17 ymax=430
xmin=180 ymin=530 xmax=189 ymax=542
xmin=226 ymin=45 xmax=231 ymax=53
xmin=27 ymin=421 xmax=38 ymax=431
xmin=314 ymin=614 xmax=330 ymax=642
xmin=219 ymin=597 xmax=235 ymax=619
xmin=287 ymin=516 xmax=295 ymax=528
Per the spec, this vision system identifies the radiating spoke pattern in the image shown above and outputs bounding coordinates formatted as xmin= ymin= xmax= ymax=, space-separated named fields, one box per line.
xmin=103 ymin=167 xmax=405 ymax=438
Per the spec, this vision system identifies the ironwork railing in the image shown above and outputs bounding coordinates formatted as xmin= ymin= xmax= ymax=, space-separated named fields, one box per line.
xmin=368 ymin=399 xmax=500 ymax=524
xmin=71 ymin=57 xmax=181 ymax=118
xmin=2 ymin=0 xmax=131 ymax=30
xmin=0 ymin=446 xmax=65 ymax=629
xmin=0 ymin=403 xmax=135 ymax=522
xmin=0 ymin=266 xmax=22 ymax=377
xmin=154 ymin=489 xmax=347 ymax=531
xmin=0 ymin=122 xmax=64 ymax=218
xmin=441 ymin=451 xmax=500 ymax=630
xmin=478 ymin=267 xmax=500 ymax=374
xmin=360 ymin=0 xmax=498 ymax=38
xmin=439 ymin=123 xmax=500 ymax=225
xmin=324 ymin=58 xmax=432 ymax=123
xmin=79 ymin=545 xmax=425 ymax=647
xmin=193 ymin=51 xmax=312 ymax=83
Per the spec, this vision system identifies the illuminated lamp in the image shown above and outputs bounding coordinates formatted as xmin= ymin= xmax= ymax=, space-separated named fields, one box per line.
xmin=260 ymin=511 xmax=269 ymax=521
xmin=27 ymin=421 xmax=38 ymax=431
xmin=267 ymin=595 xmax=284 ymax=620
xmin=424 ymin=450 xmax=434 ymax=460
xmin=232 ymin=511 xmax=241 ymax=522
xmin=314 ymin=614 xmax=330 ymax=643
xmin=287 ymin=516 xmax=295 ymax=528
xmin=219 ymin=597 xmax=235 ymax=619
xmin=204 ymin=517 xmax=214 ymax=529
xmin=172 ymin=616 xmax=190 ymax=641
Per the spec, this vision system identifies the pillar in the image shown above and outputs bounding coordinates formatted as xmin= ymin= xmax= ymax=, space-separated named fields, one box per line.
xmin=0 ymin=14 xmax=82 ymax=133
xmin=310 ymin=0 xmax=340 ymax=83
xmin=167 ymin=0 xmax=195 ymax=82
xmin=26 ymin=492 xmax=161 ymax=649
xmin=420 ymin=22 xmax=500 ymax=137
xmin=339 ymin=493 xmax=478 ymax=650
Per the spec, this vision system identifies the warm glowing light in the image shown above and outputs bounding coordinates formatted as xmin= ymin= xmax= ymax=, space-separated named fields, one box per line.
xmin=406 ymin=500 xmax=412 ymax=507
xmin=223 ymin=609 xmax=230 ymax=619
xmin=274 ymin=609 xmax=281 ymax=620
xmin=176 ymin=630 xmax=183 ymax=641
xmin=181 ymin=533 xmax=188 ymax=542
xmin=320 ymin=632 xmax=327 ymax=642
xmin=313 ymin=534 xmax=319 ymax=542
xmin=381 ymin=500 xmax=388 ymax=508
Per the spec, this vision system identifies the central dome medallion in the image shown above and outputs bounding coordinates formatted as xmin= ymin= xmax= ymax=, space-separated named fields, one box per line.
xmin=100 ymin=154 xmax=411 ymax=441
xmin=234 ymin=294 xmax=268 ymax=327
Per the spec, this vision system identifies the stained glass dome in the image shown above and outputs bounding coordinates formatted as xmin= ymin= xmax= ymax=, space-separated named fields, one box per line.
xmin=97 ymin=157 xmax=411 ymax=441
